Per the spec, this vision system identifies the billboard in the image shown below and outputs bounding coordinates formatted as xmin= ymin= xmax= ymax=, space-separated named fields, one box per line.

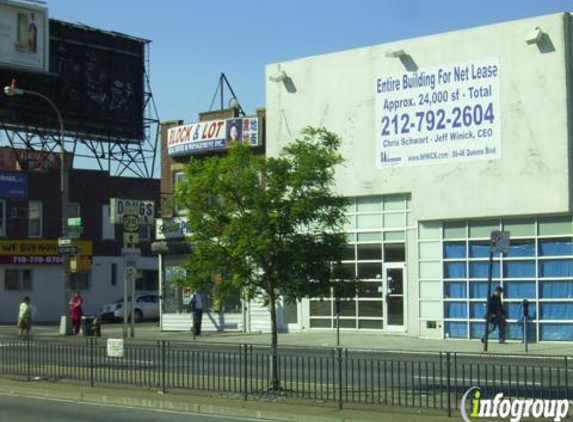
xmin=167 ymin=117 xmax=260 ymax=157
xmin=0 ymin=20 xmax=145 ymax=142
xmin=0 ymin=1 xmax=49 ymax=72
xmin=375 ymin=58 xmax=501 ymax=167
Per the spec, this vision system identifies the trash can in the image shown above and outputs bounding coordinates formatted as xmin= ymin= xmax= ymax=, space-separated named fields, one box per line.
xmin=92 ymin=317 xmax=101 ymax=337
xmin=81 ymin=316 xmax=94 ymax=337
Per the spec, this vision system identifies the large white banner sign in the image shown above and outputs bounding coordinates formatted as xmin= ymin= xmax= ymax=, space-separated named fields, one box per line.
xmin=375 ymin=58 xmax=500 ymax=167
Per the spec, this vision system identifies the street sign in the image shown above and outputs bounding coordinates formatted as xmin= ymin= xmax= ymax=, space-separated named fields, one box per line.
xmin=124 ymin=264 xmax=137 ymax=284
xmin=110 ymin=198 xmax=154 ymax=225
xmin=123 ymin=232 xmax=139 ymax=249
xmin=67 ymin=217 xmax=82 ymax=227
xmin=107 ymin=338 xmax=124 ymax=358
xmin=58 ymin=237 xmax=72 ymax=247
xmin=123 ymin=214 xmax=139 ymax=233
xmin=491 ymin=230 xmax=510 ymax=254
xmin=57 ymin=245 xmax=79 ymax=255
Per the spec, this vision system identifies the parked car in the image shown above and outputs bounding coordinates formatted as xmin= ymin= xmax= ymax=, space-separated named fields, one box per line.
xmin=100 ymin=294 xmax=159 ymax=323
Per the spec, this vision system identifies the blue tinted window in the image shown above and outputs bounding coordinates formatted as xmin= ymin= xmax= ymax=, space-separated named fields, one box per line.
xmin=444 ymin=262 xmax=466 ymax=279
xmin=539 ymin=260 xmax=573 ymax=278
xmin=444 ymin=282 xmax=467 ymax=299
xmin=540 ymin=324 xmax=573 ymax=341
xmin=469 ymin=322 xmax=498 ymax=340
xmin=469 ymin=302 xmax=486 ymax=318
xmin=506 ymin=302 xmax=537 ymax=319
xmin=444 ymin=242 xmax=466 ymax=259
xmin=445 ymin=302 xmax=467 ymax=318
xmin=506 ymin=322 xmax=537 ymax=341
xmin=445 ymin=322 xmax=467 ymax=339
xmin=503 ymin=261 xmax=536 ymax=278
xmin=539 ymin=239 xmax=573 ymax=257
xmin=469 ymin=262 xmax=500 ymax=279
xmin=507 ymin=241 xmax=536 ymax=257
xmin=540 ymin=281 xmax=573 ymax=299
xmin=469 ymin=243 xmax=490 ymax=258
xmin=504 ymin=282 xmax=536 ymax=299
xmin=540 ymin=303 xmax=573 ymax=320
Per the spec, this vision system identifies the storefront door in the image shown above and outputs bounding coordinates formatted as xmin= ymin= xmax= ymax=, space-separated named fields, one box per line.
xmin=384 ymin=263 xmax=406 ymax=332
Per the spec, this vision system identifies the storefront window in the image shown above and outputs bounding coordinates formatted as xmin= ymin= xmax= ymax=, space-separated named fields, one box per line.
xmin=439 ymin=216 xmax=573 ymax=341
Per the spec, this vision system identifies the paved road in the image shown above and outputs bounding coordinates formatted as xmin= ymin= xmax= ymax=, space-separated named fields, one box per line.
xmin=0 ymin=394 xmax=280 ymax=422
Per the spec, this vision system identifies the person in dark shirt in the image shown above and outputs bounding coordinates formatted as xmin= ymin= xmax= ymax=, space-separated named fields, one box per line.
xmin=481 ymin=286 xmax=506 ymax=344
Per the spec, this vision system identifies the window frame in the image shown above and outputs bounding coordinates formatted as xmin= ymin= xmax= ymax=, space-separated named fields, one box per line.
xmin=28 ymin=200 xmax=43 ymax=238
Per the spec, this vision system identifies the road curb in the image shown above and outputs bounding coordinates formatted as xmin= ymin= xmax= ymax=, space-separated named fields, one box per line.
xmin=0 ymin=378 xmax=407 ymax=422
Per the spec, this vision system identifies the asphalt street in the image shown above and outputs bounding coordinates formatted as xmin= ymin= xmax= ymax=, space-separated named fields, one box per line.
xmin=0 ymin=393 xmax=280 ymax=422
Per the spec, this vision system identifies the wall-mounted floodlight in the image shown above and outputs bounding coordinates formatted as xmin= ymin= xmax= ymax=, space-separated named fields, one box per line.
xmin=385 ymin=49 xmax=406 ymax=58
xmin=268 ymin=70 xmax=288 ymax=83
xmin=525 ymin=27 xmax=544 ymax=45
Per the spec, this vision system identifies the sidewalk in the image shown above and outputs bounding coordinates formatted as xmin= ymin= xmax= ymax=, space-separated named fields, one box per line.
xmin=0 ymin=377 xmax=454 ymax=422
xmin=1 ymin=323 xmax=571 ymax=356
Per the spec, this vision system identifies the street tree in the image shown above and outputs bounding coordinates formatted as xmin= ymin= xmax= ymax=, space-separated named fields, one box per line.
xmin=175 ymin=127 xmax=354 ymax=390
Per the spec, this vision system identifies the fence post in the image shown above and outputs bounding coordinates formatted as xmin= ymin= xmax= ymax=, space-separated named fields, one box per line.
xmin=337 ymin=347 xmax=343 ymax=410
xmin=89 ymin=337 xmax=95 ymax=387
xmin=446 ymin=352 xmax=452 ymax=418
xmin=26 ymin=334 xmax=31 ymax=382
xmin=161 ymin=340 xmax=167 ymax=394
xmin=243 ymin=344 xmax=248 ymax=401
xmin=565 ymin=357 xmax=569 ymax=402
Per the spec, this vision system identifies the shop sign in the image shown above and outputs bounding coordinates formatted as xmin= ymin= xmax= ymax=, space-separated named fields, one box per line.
xmin=110 ymin=198 xmax=154 ymax=224
xmin=155 ymin=217 xmax=190 ymax=240
xmin=0 ymin=172 xmax=27 ymax=199
xmin=375 ymin=57 xmax=501 ymax=167
xmin=167 ymin=117 xmax=260 ymax=157
xmin=0 ymin=240 xmax=92 ymax=264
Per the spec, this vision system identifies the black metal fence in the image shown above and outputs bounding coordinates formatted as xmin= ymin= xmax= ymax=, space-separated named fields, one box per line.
xmin=0 ymin=338 xmax=570 ymax=416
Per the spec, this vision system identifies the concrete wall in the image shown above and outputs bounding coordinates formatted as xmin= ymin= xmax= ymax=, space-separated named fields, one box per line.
xmin=265 ymin=13 xmax=571 ymax=222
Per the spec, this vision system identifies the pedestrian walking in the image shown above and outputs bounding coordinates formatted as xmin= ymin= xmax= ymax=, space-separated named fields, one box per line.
xmin=17 ymin=296 xmax=32 ymax=337
xmin=481 ymin=286 xmax=506 ymax=344
xmin=68 ymin=291 xmax=84 ymax=335
xmin=191 ymin=292 xmax=203 ymax=337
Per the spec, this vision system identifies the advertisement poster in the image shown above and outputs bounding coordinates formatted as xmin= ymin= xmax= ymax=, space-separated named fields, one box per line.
xmin=375 ymin=58 xmax=501 ymax=167
xmin=167 ymin=117 xmax=260 ymax=157
xmin=0 ymin=1 xmax=48 ymax=72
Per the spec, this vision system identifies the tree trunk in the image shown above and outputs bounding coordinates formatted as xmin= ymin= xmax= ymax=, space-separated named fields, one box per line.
xmin=269 ymin=291 xmax=280 ymax=391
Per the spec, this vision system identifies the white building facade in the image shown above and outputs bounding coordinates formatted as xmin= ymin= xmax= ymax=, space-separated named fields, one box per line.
xmin=264 ymin=13 xmax=573 ymax=341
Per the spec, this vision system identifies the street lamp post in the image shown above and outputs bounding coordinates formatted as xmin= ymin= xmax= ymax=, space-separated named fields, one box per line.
xmin=4 ymin=84 xmax=70 ymax=332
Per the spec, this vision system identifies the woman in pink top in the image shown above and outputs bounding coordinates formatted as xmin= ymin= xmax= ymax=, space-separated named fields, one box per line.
xmin=68 ymin=291 xmax=83 ymax=335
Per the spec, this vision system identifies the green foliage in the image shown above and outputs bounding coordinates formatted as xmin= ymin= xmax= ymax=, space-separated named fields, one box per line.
xmin=175 ymin=126 xmax=354 ymax=306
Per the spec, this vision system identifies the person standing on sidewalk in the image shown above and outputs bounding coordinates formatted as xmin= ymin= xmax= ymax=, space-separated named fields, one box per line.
xmin=191 ymin=292 xmax=203 ymax=337
xmin=482 ymin=286 xmax=506 ymax=344
xmin=17 ymin=297 xmax=32 ymax=337
xmin=68 ymin=291 xmax=83 ymax=335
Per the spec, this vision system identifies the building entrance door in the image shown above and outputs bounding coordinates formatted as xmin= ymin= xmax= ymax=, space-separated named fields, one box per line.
xmin=384 ymin=263 xmax=406 ymax=332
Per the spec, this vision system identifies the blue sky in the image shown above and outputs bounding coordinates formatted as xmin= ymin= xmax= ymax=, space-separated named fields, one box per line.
xmin=45 ymin=0 xmax=571 ymax=125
